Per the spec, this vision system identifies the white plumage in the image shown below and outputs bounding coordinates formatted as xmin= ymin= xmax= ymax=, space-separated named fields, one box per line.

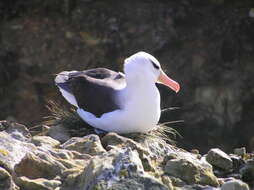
xmin=55 ymin=52 xmax=180 ymax=133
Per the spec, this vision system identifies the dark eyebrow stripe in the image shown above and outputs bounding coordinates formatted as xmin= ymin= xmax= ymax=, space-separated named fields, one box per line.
xmin=151 ymin=60 xmax=160 ymax=69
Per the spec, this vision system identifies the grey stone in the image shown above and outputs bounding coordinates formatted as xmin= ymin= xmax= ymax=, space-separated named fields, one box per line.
xmin=32 ymin=136 xmax=60 ymax=147
xmin=206 ymin=148 xmax=233 ymax=171
xmin=221 ymin=179 xmax=249 ymax=190
xmin=16 ymin=176 xmax=62 ymax=190
xmin=164 ymin=157 xmax=219 ymax=186
xmin=14 ymin=152 xmax=66 ymax=179
xmin=234 ymin=147 xmax=246 ymax=157
xmin=79 ymin=148 xmax=168 ymax=190
xmin=0 ymin=131 xmax=36 ymax=172
xmin=240 ymin=158 xmax=254 ymax=185
xmin=61 ymin=134 xmax=106 ymax=155
xmin=0 ymin=166 xmax=19 ymax=190
xmin=48 ymin=125 xmax=71 ymax=143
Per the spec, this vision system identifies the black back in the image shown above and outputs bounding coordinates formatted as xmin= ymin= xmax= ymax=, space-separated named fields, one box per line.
xmin=57 ymin=68 xmax=125 ymax=117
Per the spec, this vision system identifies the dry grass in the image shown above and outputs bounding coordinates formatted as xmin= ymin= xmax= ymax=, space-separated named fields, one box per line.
xmin=42 ymin=100 xmax=183 ymax=143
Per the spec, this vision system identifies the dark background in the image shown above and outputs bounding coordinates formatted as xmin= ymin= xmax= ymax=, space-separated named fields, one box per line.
xmin=1 ymin=0 xmax=254 ymax=153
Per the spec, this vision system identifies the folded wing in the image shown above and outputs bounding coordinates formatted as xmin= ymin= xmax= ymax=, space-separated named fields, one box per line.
xmin=55 ymin=68 xmax=126 ymax=117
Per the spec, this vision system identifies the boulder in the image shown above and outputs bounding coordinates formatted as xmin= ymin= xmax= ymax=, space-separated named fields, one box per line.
xmin=79 ymin=147 xmax=168 ymax=190
xmin=240 ymin=158 xmax=254 ymax=186
xmin=16 ymin=176 xmax=61 ymax=190
xmin=32 ymin=136 xmax=60 ymax=147
xmin=47 ymin=125 xmax=71 ymax=143
xmin=0 ymin=128 xmax=36 ymax=172
xmin=206 ymin=148 xmax=233 ymax=171
xmin=0 ymin=166 xmax=19 ymax=190
xmin=234 ymin=147 xmax=246 ymax=157
xmin=14 ymin=152 xmax=66 ymax=179
xmin=60 ymin=134 xmax=106 ymax=155
xmin=164 ymin=157 xmax=219 ymax=186
xmin=221 ymin=179 xmax=249 ymax=190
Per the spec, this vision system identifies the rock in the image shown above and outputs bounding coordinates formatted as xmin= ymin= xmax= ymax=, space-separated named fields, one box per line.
xmin=229 ymin=154 xmax=245 ymax=172
xmin=32 ymin=136 xmax=60 ymax=147
xmin=0 ymin=120 xmax=31 ymax=143
xmin=240 ymin=158 xmax=254 ymax=185
xmin=0 ymin=167 xmax=19 ymax=190
xmin=234 ymin=147 xmax=246 ymax=157
xmin=79 ymin=148 xmax=168 ymax=190
xmin=221 ymin=179 xmax=249 ymax=190
xmin=60 ymin=134 xmax=106 ymax=155
xmin=175 ymin=184 xmax=220 ymax=190
xmin=106 ymin=177 xmax=169 ymax=190
xmin=102 ymin=133 xmax=157 ymax=171
xmin=206 ymin=148 xmax=233 ymax=171
xmin=47 ymin=125 xmax=71 ymax=143
xmin=249 ymin=8 xmax=254 ymax=18
xmin=168 ymin=176 xmax=186 ymax=187
xmin=2 ymin=120 xmax=254 ymax=189
xmin=14 ymin=144 xmax=92 ymax=189
xmin=164 ymin=157 xmax=219 ymax=186
xmin=0 ymin=130 xmax=36 ymax=172
xmin=14 ymin=152 xmax=66 ymax=179
xmin=3 ymin=121 xmax=31 ymax=140
xmin=0 ymin=167 xmax=11 ymax=180
xmin=161 ymin=176 xmax=174 ymax=190
xmin=16 ymin=176 xmax=62 ymax=190
xmin=101 ymin=132 xmax=149 ymax=154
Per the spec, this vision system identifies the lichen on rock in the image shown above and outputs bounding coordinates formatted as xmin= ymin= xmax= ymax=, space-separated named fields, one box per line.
xmin=0 ymin=120 xmax=252 ymax=189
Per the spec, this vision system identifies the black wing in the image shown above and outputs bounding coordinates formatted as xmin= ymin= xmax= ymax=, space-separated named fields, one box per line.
xmin=55 ymin=68 xmax=126 ymax=117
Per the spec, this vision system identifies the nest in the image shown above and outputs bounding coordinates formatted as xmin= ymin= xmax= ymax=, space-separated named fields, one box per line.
xmin=41 ymin=100 xmax=183 ymax=144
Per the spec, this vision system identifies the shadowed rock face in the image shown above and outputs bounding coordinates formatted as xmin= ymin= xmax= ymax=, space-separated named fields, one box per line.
xmin=0 ymin=0 xmax=254 ymax=152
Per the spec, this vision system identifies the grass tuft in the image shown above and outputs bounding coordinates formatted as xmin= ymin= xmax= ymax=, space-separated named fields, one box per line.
xmin=42 ymin=100 xmax=182 ymax=143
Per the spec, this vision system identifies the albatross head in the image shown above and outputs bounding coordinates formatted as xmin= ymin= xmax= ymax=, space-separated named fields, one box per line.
xmin=124 ymin=51 xmax=180 ymax=93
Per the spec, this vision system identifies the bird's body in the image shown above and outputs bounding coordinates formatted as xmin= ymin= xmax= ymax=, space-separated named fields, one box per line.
xmin=55 ymin=52 xmax=180 ymax=133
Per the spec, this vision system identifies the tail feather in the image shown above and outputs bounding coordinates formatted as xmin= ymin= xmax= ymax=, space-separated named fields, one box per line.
xmin=55 ymin=71 xmax=78 ymax=107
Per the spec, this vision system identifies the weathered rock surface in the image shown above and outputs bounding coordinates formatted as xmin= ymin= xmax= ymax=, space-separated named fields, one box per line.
xmin=61 ymin=134 xmax=106 ymax=155
xmin=165 ymin=157 xmax=219 ymax=186
xmin=221 ymin=179 xmax=249 ymax=190
xmin=0 ymin=167 xmax=18 ymax=190
xmin=240 ymin=158 xmax=254 ymax=187
xmin=79 ymin=148 xmax=168 ymax=190
xmin=16 ymin=176 xmax=62 ymax=190
xmin=0 ymin=121 xmax=36 ymax=173
xmin=206 ymin=148 xmax=233 ymax=171
xmin=32 ymin=135 xmax=60 ymax=147
xmin=47 ymin=125 xmax=71 ymax=143
xmin=234 ymin=147 xmax=246 ymax=157
xmin=0 ymin=120 xmax=252 ymax=190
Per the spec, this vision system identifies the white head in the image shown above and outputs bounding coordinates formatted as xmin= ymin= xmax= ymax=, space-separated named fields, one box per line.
xmin=124 ymin=51 xmax=180 ymax=93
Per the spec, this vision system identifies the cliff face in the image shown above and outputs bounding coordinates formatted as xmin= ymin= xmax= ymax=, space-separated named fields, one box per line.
xmin=1 ymin=0 xmax=254 ymax=152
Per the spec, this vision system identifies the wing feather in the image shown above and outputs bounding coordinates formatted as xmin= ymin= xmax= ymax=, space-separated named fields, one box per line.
xmin=55 ymin=68 xmax=125 ymax=117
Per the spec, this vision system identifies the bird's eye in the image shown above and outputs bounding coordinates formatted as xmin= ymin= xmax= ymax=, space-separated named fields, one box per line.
xmin=151 ymin=61 xmax=160 ymax=70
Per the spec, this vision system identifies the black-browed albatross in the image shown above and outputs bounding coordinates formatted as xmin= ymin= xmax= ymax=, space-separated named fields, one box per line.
xmin=55 ymin=51 xmax=180 ymax=133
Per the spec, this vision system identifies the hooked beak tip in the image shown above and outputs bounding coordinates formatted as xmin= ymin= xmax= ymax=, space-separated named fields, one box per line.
xmin=175 ymin=83 xmax=180 ymax=93
xmin=158 ymin=70 xmax=180 ymax=93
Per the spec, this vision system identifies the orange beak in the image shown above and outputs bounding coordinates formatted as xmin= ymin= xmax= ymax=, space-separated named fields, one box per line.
xmin=157 ymin=70 xmax=180 ymax=93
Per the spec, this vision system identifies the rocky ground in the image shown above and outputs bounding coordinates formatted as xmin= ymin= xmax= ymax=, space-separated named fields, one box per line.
xmin=0 ymin=120 xmax=253 ymax=190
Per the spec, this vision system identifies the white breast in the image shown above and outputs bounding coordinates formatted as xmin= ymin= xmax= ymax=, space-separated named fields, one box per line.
xmin=119 ymin=84 xmax=161 ymax=132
